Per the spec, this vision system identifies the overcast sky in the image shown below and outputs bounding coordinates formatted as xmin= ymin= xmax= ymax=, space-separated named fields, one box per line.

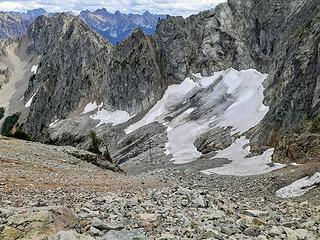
xmin=0 ymin=0 xmax=226 ymax=16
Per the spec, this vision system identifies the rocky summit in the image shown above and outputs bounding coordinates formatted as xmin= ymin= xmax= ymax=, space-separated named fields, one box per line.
xmin=0 ymin=0 xmax=319 ymax=239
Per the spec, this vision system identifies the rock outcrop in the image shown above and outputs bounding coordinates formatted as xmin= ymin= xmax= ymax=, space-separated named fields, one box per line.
xmin=251 ymin=0 xmax=320 ymax=164
xmin=1 ymin=207 xmax=78 ymax=240
xmin=105 ymin=28 xmax=166 ymax=114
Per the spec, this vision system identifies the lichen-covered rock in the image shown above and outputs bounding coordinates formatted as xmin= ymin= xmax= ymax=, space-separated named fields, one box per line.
xmin=0 ymin=207 xmax=78 ymax=240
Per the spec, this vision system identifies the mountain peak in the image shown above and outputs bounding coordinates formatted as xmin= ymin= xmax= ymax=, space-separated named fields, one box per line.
xmin=26 ymin=8 xmax=47 ymax=15
xmin=80 ymin=10 xmax=167 ymax=45
xmin=142 ymin=11 xmax=152 ymax=17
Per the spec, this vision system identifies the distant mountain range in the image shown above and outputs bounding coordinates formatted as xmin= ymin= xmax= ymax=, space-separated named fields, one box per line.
xmin=80 ymin=9 xmax=167 ymax=45
xmin=6 ymin=8 xmax=48 ymax=21
xmin=0 ymin=8 xmax=167 ymax=44
xmin=0 ymin=8 xmax=47 ymax=39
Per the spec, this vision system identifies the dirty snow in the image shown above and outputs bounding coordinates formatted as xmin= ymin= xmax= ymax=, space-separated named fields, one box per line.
xmin=214 ymin=69 xmax=269 ymax=134
xmin=125 ymin=78 xmax=201 ymax=134
xmin=202 ymin=137 xmax=285 ymax=176
xmin=31 ymin=65 xmax=38 ymax=74
xmin=90 ymin=109 xmax=133 ymax=127
xmin=276 ymin=172 xmax=320 ymax=198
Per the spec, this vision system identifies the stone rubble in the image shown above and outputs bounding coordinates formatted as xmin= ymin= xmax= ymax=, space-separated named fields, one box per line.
xmin=1 ymin=181 xmax=319 ymax=240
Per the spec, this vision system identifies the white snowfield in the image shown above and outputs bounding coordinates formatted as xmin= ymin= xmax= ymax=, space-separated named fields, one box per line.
xmin=90 ymin=109 xmax=133 ymax=127
xmin=83 ymin=101 xmax=103 ymax=114
xmin=202 ymin=137 xmax=285 ymax=176
xmin=125 ymin=68 xmax=283 ymax=176
xmin=83 ymin=101 xmax=133 ymax=127
xmin=276 ymin=172 xmax=320 ymax=198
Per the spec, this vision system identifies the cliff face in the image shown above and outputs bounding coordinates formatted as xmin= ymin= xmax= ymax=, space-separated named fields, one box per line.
xmin=251 ymin=0 xmax=320 ymax=163
xmin=153 ymin=0 xmax=320 ymax=163
xmin=154 ymin=3 xmax=257 ymax=84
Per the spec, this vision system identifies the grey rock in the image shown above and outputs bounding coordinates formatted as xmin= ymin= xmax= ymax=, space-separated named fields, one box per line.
xmin=60 ymin=146 xmax=122 ymax=172
xmin=241 ymin=210 xmax=269 ymax=218
xmin=25 ymin=13 xmax=113 ymax=136
xmin=220 ymin=225 xmax=237 ymax=236
xmin=88 ymin=226 xmax=101 ymax=236
xmin=194 ymin=127 xmax=239 ymax=155
xmin=243 ymin=227 xmax=261 ymax=237
xmin=91 ymin=217 xmax=124 ymax=231
xmin=57 ymin=230 xmax=95 ymax=240
xmin=102 ymin=228 xmax=146 ymax=240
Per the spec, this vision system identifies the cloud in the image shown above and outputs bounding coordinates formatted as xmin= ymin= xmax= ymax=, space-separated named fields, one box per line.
xmin=0 ymin=0 xmax=226 ymax=16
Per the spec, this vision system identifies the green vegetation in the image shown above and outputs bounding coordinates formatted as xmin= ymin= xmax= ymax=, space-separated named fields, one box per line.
xmin=14 ymin=129 xmax=32 ymax=141
xmin=88 ymin=131 xmax=102 ymax=155
xmin=1 ymin=113 xmax=32 ymax=141
xmin=103 ymin=145 xmax=112 ymax=162
xmin=0 ymin=107 xmax=4 ymax=120
xmin=1 ymin=113 xmax=20 ymax=136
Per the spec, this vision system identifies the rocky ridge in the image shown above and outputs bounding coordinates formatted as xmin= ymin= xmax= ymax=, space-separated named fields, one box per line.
xmin=80 ymin=9 xmax=167 ymax=45
xmin=0 ymin=9 xmax=47 ymax=39
xmin=0 ymin=13 xmax=28 ymax=40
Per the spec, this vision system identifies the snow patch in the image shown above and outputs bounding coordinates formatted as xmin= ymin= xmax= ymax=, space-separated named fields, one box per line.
xmin=49 ymin=119 xmax=60 ymax=128
xmin=166 ymin=120 xmax=213 ymax=163
xmin=276 ymin=173 xmax=320 ymax=198
xmin=90 ymin=109 xmax=133 ymax=127
xmin=25 ymin=90 xmax=38 ymax=108
xmin=83 ymin=101 xmax=103 ymax=114
xmin=31 ymin=65 xmax=38 ymax=74
xmin=202 ymin=137 xmax=285 ymax=176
